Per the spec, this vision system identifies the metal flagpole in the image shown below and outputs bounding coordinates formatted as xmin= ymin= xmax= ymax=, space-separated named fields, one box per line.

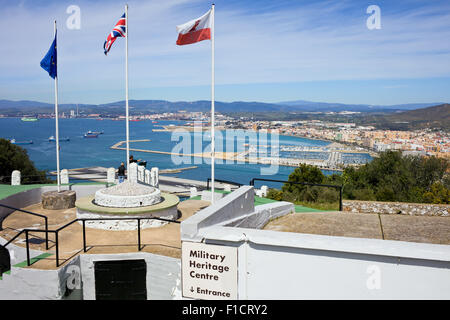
xmin=54 ymin=20 xmax=61 ymax=192
xmin=211 ymin=4 xmax=215 ymax=204
xmin=125 ymin=4 xmax=130 ymax=173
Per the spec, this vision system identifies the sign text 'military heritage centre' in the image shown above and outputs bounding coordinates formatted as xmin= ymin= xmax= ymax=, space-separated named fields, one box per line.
xmin=182 ymin=242 xmax=238 ymax=300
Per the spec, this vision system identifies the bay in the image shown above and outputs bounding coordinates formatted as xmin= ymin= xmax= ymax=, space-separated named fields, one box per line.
xmin=0 ymin=118 xmax=370 ymax=187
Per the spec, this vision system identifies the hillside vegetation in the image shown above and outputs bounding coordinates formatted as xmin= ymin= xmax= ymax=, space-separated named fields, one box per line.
xmin=267 ymin=151 xmax=450 ymax=206
xmin=361 ymin=104 xmax=450 ymax=131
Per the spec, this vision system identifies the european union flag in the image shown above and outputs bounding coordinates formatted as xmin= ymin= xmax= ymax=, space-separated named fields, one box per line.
xmin=40 ymin=33 xmax=57 ymax=79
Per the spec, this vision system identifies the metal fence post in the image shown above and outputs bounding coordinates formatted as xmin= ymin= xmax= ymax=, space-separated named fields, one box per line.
xmin=25 ymin=230 xmax=30 ymax=266
xmin=55 ymin=232 xmax=59 ymax=268
xmin=82 ymin=220 xmax=87 ymax=252
xmin=138 ymin=219 xmax=141 ymax=251
xmin=45 ymin=217 xmax=49 ymax=250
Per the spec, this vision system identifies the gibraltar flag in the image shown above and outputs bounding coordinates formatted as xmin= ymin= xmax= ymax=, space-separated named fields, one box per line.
xmin=176 ymin=9 xmax=212 ymax=45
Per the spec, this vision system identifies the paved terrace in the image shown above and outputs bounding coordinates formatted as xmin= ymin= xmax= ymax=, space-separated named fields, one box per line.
xmin=0 ymin=200 xmax=210 ymax=270
xmin=1 ymin=184 xmax=449 ymax=271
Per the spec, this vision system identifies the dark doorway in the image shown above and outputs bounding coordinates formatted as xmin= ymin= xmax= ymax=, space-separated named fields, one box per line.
xmin=0 ymin=246 xmax=10 ymax=277
xmin=94 ymin=259 xmax=147 ymax=300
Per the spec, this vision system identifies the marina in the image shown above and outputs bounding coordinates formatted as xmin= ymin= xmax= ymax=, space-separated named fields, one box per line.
xmin=0 ymin=118 xmax=367 ymax=184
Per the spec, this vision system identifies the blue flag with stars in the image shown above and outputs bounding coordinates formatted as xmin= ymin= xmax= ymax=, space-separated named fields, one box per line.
xmin=40 ymin=32 xmax=57 ymax=79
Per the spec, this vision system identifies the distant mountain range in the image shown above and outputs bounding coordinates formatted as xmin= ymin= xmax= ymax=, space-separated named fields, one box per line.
xmin=277 ymin=100 xmax=445 ymax=112
xmin=360 ymin=103 xmax=450 ymax=131
xmin=0 ymin=99 xmax=446 ymax=114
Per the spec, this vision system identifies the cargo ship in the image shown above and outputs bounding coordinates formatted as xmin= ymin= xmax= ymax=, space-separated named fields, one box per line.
xmin=20 ymin=117 xmax=38 ymax=122
xmin=10 ymin=139 xmax=33 ymax=145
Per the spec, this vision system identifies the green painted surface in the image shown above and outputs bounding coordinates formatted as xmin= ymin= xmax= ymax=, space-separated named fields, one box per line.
xmin=0 ymin=182 xmax=108 ymax=200
xmin=0 ymin=184 xmax=45 ymax=200
xmin=75 ymin=193 xmax=180 ymax=214
xmin=188 ymin=191 xmax=324 ymax=213
xmin=0 ymin=270 xmax=11 ymax=280
xmin=13 ymin=252 xmax=53 ymax=268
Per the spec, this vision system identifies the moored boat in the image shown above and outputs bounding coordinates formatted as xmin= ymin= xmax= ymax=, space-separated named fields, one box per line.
xmin=21 ymin=117 xmax=38 ymax=122
xmin=84 ymin=131 xmax=99 ymax=138
xmin=49 ymin=136 xmax=70 ymax=142
xmin=10 ymin=139 xmax=33 ymax=145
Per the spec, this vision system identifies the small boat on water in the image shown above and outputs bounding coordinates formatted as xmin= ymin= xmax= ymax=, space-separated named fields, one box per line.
xmin=49 ymin=136 xmax=70 ymax=142
xmin=84 ymin=131 xmax=99 ymax=138
xmin=10 ymin=139 xmax=33 ymax=145
xmin=21 ymin=117 xmax=38 ymax=122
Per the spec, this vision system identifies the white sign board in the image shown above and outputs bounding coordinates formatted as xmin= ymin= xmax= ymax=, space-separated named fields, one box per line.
xmin=182 ymin=241 xmax=238 ymax=300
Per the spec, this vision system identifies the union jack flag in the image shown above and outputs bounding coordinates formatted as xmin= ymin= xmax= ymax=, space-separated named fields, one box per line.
xmin=103 ymin=13 xmax=126 ymax=55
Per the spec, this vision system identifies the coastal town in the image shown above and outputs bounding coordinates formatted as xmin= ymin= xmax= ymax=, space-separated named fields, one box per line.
xmin=5 ymin=107 xmax=449 ymax=162
xmin=100 ymin=110 xmax=450 ymax=160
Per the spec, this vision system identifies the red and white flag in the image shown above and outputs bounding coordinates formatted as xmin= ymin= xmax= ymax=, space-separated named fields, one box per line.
xmin=176 ymin=9 xmax=212 ymax=45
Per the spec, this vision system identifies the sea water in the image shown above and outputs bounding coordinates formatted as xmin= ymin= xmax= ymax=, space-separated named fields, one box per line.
xmin=0 ymin=118 xmax=371 ymax=186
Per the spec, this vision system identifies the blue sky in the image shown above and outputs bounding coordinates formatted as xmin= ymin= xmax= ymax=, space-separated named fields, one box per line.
xmin=0 ymin=0 xmax=449 ymax=105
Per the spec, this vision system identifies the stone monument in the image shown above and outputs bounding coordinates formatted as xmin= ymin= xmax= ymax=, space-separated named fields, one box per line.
xmin=42 ymin=190 xmax=76 ymax=210
xmin=75 ymin=162 xmax=179 ymax=230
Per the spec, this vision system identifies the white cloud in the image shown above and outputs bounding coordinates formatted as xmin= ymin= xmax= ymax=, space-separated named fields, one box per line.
xmin=0 ymin=0 xmax=449 ymax=103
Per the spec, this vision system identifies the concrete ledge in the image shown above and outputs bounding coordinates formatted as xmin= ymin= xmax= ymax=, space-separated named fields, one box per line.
xmin=181 ymin=186 xmax=255 ymax=241
xmin=224 ymin=201 xmax=295 ymax=229
xmin=200 ymin=191 xmax=224 ymax=202
xmin=199 ymin=225 xmax=450 ymax=263
xmin=75 ymin=193 xmax=179 ymax=215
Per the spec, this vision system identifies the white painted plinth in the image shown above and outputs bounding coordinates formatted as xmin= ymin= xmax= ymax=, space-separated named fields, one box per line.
xmin=107 ymin=167 xmax=116 ymax=184
xmin=145 ymin=169 xmax=151 ymax=184
xmin=61 ymin=169 xmax=69 ymax=184
xmin=11 ymin=170 xmax=20 ymax=185
xmin=128 ymin=162 xmax=138 ymax=183
xmin=261 ymin=185 xmax=268 ymax=197
xmin=94 ymin=181 xmax=161 ymax=208
xmin=151 ymin=167 xmax=159 ymax=187
xmin=138 ymin=165 xmax=145 ymax=182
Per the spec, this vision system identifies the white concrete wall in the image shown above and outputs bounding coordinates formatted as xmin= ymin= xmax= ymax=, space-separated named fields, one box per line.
xmin=0 ymin=238 xmax=77 ymax=300
xmin=0 ymin=245 xmax=182 ymax=300
xmin=79 ymin=252 xmax=181 ymax=300
xmin=0 ymin=184 xmax=183 ymax=300
xmin=198 ymin=227 xmax=450 ymax=299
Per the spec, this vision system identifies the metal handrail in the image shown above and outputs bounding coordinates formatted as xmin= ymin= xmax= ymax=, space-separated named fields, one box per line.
xmin=206 ymin=178 xmax=243 ymax=190
xmin=0 ymin=203 xmax=49 ymax=249
xmin=7 ymin=217 xmax=180 ymax=268
xmin=1 ymin=203 xmax=181 ymax=268
xmin=249 ymin=177 xmax=343 ymax=211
